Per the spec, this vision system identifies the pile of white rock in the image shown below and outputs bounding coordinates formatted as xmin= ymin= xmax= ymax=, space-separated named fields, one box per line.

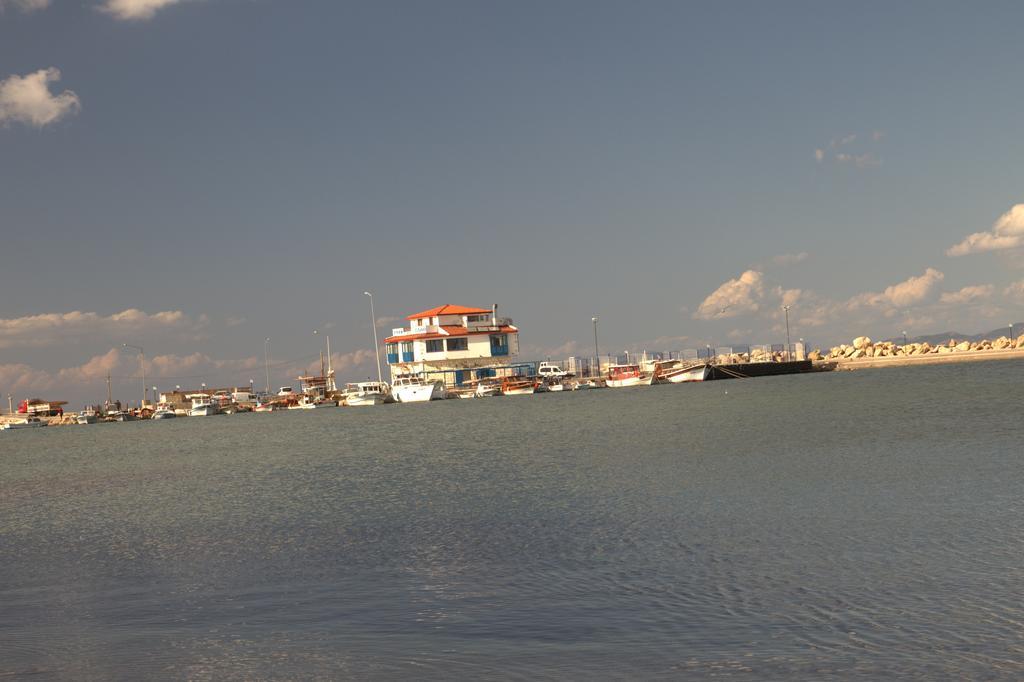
xmin=809 ymin=334 xmax=1024 ymax=361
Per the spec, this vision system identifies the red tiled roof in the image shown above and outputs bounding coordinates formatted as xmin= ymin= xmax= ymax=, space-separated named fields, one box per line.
xmin=405 ymin=304 xmax=491 ymax=320
xmin=384 ymin=324 xmax=516 ymax=344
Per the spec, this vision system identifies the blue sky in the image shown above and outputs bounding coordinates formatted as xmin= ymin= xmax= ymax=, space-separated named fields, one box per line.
xmin=2 ymin=0 xmax=1024 ymax=403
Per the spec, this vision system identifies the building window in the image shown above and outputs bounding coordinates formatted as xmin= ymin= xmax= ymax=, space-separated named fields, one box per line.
xmin=386 ymin=343 xmax=399 ymax=364
xmin=401 ymin=341 xmax=414 ymax=362
xmin=446 ymin=337 xmax=468 ymax=351
xmin=426 ymin=339 xmax=444 ymax=353
xmin=490 ymin=334 xmax=509 ymax=356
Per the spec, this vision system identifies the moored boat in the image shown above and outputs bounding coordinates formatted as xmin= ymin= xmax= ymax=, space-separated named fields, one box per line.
xmin=76 ymin=407 xmax=99 ymax=424
xmin=152 ymin=404 xmax=177 ymax=419
xmin=340 ymin=382 xmax=391 ymax=406
xmin=658 ymin=362 xmax=710 ymax=383
xmin=501 ymin=376 xmax=538 ymax=395
xmin=604 ymin=364 xmax=656 ymax=388
xmin=392 ymin=374 xmax=446 ymax=403
xmin=187 ymin=394 xmax=221 ymax=417
xmin=1 ymin=416 xmax=48 ymax=430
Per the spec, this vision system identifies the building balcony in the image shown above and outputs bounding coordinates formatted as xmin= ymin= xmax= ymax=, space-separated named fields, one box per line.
xmin=387 ymin=353 xmax=399 ymax=364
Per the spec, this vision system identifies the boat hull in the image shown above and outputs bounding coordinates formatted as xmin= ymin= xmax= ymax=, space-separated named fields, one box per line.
xmin=662 ymin=365 xmax=710 ymax=383
xmin=76 ymin=415 xmax=98 ymax=424
xmin=152 ymin=411 xmax=177 ymax=420
xmin=188 ymin=406 xmax=220 ymax=417
xmin=344 ymin=394 xmax=386 ymax=406
xmin=393 ymin=382 xmax=446 ymax=403
xmin=605 ymin=374 xmax=655 ymax=388
xmin=1 ymin=420 xmax=47 ymax=430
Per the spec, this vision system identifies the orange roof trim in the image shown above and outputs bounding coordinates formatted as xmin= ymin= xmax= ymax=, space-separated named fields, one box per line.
xmin=384 ymin=324 xmax=517 ymax=344
xmin=406 ymin=304 xmax=492 ymax=320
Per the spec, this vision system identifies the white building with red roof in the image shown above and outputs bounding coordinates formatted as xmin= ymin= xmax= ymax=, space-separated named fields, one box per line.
xmin=384 ymin=304 xmax=521 ymax=385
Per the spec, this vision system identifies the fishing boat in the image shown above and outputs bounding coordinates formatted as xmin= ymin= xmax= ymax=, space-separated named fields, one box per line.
xmin=289 ymin=395 xmax=337 ymax=409
xmin=1 ymin=416 xmax=48 ymax=430
xmin=106 ymin=410 xmax=136 ymax=422
xmin=604 ymin=364 xmax=656 ymax=388
xmin=657 ymin=362 xmax=711 ymax=383
xmin=76 ymin=407 xmax=99 ymax=424
xmin=392 ymin=374 xmax=446 ymax=403
xmin=188 ymin=395 xmax=221 ymax=417
xmin=254 ymin=401 xmax=284 ymax=413
xmin=152 ymin=404 xmax=177 ymax=420
xmin=474 ymin=379 xmax=502 ymax=397
xmin=501 ymin=376 xmax=539 ymax=395
xmin=340 ymin=382 xmax=391 ymax=406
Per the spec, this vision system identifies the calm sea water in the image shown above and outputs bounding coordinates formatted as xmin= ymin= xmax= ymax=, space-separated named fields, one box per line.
xmin=3 ymin=362 xmax=1024 ymax=679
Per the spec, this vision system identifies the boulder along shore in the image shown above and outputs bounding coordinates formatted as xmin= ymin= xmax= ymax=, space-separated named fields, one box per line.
xmin=809 ymin=334 xmax=1024 ymax=370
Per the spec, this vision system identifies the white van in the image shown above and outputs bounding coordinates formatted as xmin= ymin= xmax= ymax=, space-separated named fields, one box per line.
xmin=537 ymin=362 xmax=569 ymax=379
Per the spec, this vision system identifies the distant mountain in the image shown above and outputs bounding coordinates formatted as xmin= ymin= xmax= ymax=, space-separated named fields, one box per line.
xmin=882 ymin=322 xmax=1022 ymax=347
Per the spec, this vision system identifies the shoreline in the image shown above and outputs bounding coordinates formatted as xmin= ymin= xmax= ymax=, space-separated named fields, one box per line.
xmin=822 ymin=346 xmax=1024 ymax=371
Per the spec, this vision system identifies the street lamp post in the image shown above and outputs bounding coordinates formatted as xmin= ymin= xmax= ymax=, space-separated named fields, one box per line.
xmin=365 ymin=291 xmax=383 ymax=384
xmin=123 ymin=343 xmax=145 ymax=406
xmin=902 ymin=330 xmax=908 ymax=347
xmin=264 ymin=338 xmax=271 ymax=394
xmin=592 ymin=317 xmax=600 ymax=377
xmin=782 ymin=305 xmax=792 ymax=362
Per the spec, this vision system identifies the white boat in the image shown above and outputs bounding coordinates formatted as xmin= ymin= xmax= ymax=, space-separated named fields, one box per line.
xmin=392 ymin=374 xmax=446 ymax=403
xmin=152 ymin=405 xmax=177 ymax=419
xmin=545 ymin=382 xmax=570 ymax=392
xmin=1 ymin=416 xmax=48 ymax=430
xmin=604 ymin=364 xmax=656 ymax=388
xmin=188 ymin=395 xmax=221 ymax=417
xmin=341 ymin=382 xmax=390 ymax=406
xmin=658 ymin=362 xmax=710 ymax=383
xmin=501 ymin=377 xmax=538 ymax=395
xmin=76 ymin=407 xmax=99 ymax=424
xmin=474 ymin=380 xmax=502 ymax=398
xmin=106 ymin=410 xmax=136 ymax=422
xmin=289 ymin=396 xmax=337 ymax=409
xmin=254 ymin=401 xmax=284 ymax=413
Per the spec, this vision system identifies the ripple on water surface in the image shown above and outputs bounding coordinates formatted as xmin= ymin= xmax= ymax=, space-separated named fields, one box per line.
xmin=3 ymin=361 xmax=1024 ymax=679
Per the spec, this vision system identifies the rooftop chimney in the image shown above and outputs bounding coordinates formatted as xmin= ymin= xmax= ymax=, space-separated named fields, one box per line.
xmin=492 ymin=304 xmax=498 ymax=326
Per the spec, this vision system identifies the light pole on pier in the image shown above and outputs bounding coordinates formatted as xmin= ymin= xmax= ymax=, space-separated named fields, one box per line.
xmin=365 ymin=291 xmax=383 ymax=385
xmin=123 ymin=343 xmax=145 ymax=406
xmin=782 ymin=305 xmax=792 ymax=362
xmin=902 ymin=330 xmax=908 ymax=347
xmin=592 ymin=317 xmax=600 ymax=377
xmin=264 ymin=338 xmax=271 ymax=394
xmin=7 ymin=394 xmax=12 ymax=415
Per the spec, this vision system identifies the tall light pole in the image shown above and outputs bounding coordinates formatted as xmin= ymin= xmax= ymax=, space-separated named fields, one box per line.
xmin=592 ymin=316 xmax=600 ymax=377
xmin=264 ymin=337 xmax=271 ymax=394
xmin=7 ymin=394 xmax=12 ymax=415
xmin=123 ymin=343 xmax=145 ymax=406
xmin=782 ymin=305 xmax=792 ymax=362
xmin=365 ymin=291 xmax=383 ymax=384
xmin=902 ymin=330 xmax=908 ymax=347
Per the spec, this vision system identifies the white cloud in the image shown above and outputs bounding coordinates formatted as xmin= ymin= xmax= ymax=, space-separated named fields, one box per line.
xmin=0 ymin=68 xmax=80 ymax=128
xmin=814 ymin=131 xmax=883 ymax=168
xmin=1005 ymin=280 xmax=1024 ymax=301
xmin=947 ymin=204 xmax=1024 ymax=256
xmin=694 ymin=270 xmax=765 ymax=319
xmin=773 ymin=252 xmax=809 ymax=267
xmin=834 ymin=152 xmax=880 ymax=168
xmin=939 ymin=285 xmax=994 ymax=305
xmin=98 ymin=0 xmax=189 ymax=20
xmin=847 ymin=268 xmax=945 ymax=309
xmin=0 ymin=0 xmax=49 ymax=12
xmin=0 ymin=308 xmax=199 ymax=349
